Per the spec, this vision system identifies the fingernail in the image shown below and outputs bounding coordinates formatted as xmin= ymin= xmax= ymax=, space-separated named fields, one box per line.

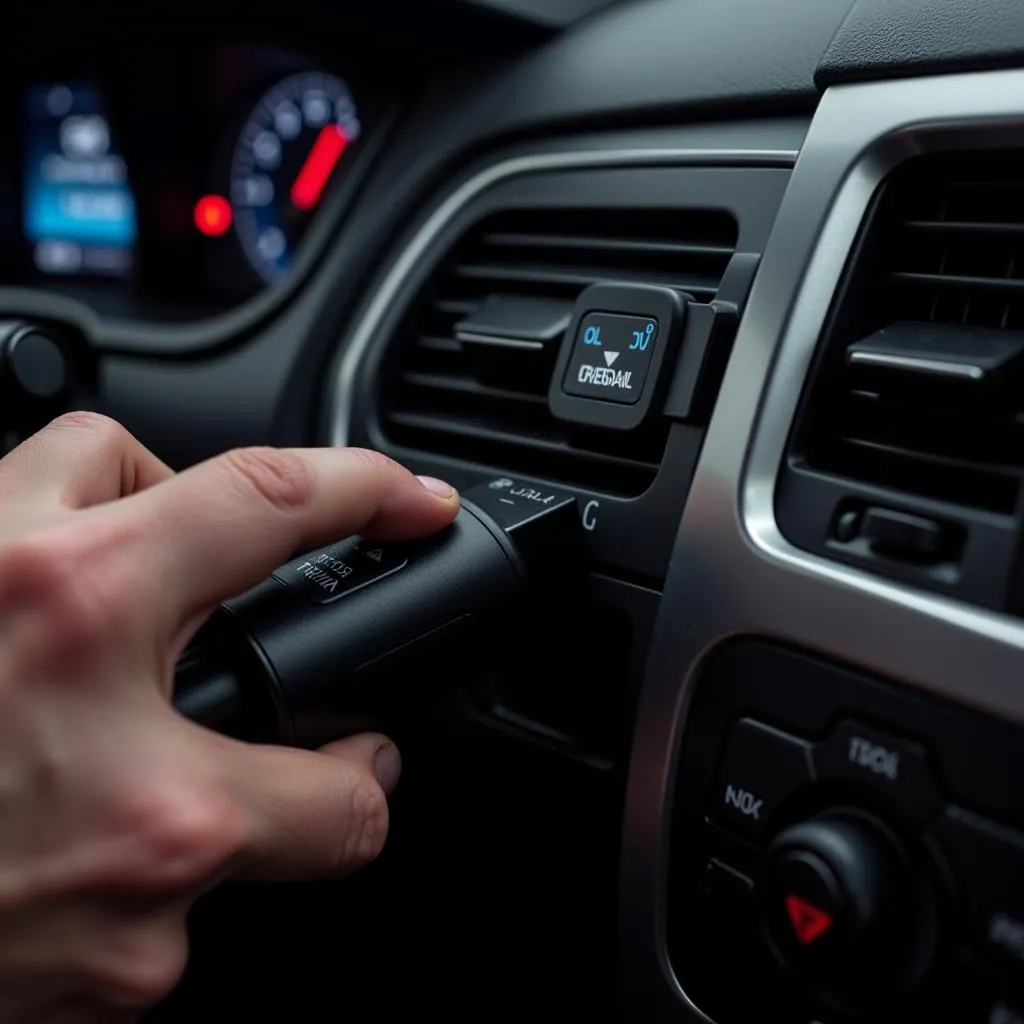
xmin=417 ymin=475 xmax=455 ymax=499
xmin=373 ymin=741 xmax=402 ymax=794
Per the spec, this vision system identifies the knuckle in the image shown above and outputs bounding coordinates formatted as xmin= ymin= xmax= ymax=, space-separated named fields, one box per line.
xmin=48 ymin=410 xmax=126 ymax=445
xmin=223 ymin=446 xmax=314 ymax=512
xmin=111 ymin=777 xmax=247 ymax=894
xmin=0 ymin=527 xmax=135 ymax=660
xmin=87 ymin=923 xmax=189 ymax=1010
xmin=346 ymin=446 xmax=402 ymax=476
xmin=338 ymin=774 xmax=390 ymax=873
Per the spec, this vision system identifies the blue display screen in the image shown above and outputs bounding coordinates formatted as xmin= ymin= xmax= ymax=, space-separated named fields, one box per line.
xmin=23 ymin=83 xmax=136 ymax=276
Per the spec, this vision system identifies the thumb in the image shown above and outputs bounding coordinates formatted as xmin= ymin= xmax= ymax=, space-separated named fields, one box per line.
xmin=222 ymin=732 xmax=401 ymax=880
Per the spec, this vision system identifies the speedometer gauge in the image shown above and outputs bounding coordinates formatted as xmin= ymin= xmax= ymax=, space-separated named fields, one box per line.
xmin=229 ymin=71 xmax=361 ymax=283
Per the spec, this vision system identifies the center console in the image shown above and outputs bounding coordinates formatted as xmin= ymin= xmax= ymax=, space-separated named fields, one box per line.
xmin=669 ymin=641 xmax=1024 ymax=1023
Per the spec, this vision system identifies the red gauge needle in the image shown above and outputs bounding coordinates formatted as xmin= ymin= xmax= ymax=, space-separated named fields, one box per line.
xmin=290 ymin=124 xmax=348 ymax=211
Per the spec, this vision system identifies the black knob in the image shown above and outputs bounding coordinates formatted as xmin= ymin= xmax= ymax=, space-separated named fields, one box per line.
xmin=758 ymin=810 xmax=932 ymax=993
xmin=1 ymin=323 xmax=68 ymax=401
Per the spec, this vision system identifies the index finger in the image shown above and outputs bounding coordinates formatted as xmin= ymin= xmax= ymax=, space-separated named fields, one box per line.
xmin=113 ymin=446 xmax=458 ymax=622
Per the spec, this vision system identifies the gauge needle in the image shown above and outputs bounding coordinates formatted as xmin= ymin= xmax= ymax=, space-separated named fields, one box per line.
xmin=290 ymin=124 xmax=348 ymax=211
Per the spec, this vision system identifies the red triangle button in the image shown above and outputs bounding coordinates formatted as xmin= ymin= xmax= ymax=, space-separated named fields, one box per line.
xmin=784 ymin=893 xmax=833 ymax=945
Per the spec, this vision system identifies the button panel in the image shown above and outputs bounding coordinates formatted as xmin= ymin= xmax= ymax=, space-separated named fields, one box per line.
xmin=701 ymin=859 xmax=762 ymax=961
xmin=668 ymin=641 xmax=1024 ymax=1024
xmin=710 ymin=718 xmax=815 ymax=839
xmin=815 ymin=719 xmax=941 ymax=825
xmin=931 ymin=808 xmax=1024 ymax=969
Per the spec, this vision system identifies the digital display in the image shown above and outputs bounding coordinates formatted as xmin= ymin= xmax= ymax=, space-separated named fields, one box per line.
xmin=22 ymin=82 xmax=136 ymax=277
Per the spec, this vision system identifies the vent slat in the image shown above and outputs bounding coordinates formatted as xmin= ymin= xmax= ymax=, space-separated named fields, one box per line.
xmin=377 ymin=206 xmax=738 ymax=496
xmin=837 ymin=388 xmax=1024 ymax=468
xmin=838 ymin=435 xmax=1022 ymax=481
xmin=386 ymin=411 xmax=661 ymax=473
xmin=454 ymin=261 xmax=719 ymax=299
xmin=481 ymin=231 xmax=736 ymax=258
xmin=891 ymin=271 xmax=1024 ymax=296
xmin=800 ymin=151 xmax=1024 ymax=515
xmin=415 ymin=336 xmax=463 ymax=354
xmin=402 ymin=371 xmax=547 ymax=405
xmin=902 ymin=219 xmax=1024 ymax=236
xmin=433 ymin=298 xmax=478 ymax=315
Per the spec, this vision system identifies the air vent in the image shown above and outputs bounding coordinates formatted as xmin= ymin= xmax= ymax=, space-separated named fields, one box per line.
xmin=377 ymin=206 xmax=738 ymax=496
xmin=800 ymin=152 xmax=1024 ymax=515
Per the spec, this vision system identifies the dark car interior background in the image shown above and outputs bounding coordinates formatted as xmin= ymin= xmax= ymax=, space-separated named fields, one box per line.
xmin=4 ymin=1 xmax=1024 ymax=1021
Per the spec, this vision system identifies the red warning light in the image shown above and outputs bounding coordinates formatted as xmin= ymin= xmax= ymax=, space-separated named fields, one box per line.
xmin=784 ymin=894 xmax=833 ymax=945
xmin=194 ymin=194 xmax=233 ymax=237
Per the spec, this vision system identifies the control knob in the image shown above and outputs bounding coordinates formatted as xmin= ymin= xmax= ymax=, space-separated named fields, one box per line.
xmin=759 ymin=809 xmax=935 ymax=994
xmin=0 ymin=322 xmax=68 ymax=404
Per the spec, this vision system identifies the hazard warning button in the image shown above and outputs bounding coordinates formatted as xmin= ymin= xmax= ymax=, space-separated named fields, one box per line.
xmin=784 ymin=893 xmax=833 ymax=946
xmin=758 ymin=811 xmax=910 ymax=978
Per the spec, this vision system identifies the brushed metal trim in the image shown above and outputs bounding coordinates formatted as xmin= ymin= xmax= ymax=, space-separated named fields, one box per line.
xmin=325 ymin=145 xmax=799 ymax=447
xmin=847 ymin=350 xmax=985 ymax=380
xmin=621 ymin=67 xmax=1024 ymax=1021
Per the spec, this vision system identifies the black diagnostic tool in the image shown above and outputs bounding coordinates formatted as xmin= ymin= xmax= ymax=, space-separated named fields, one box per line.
xmin=173 ymin=477 xmax=584 ymax=747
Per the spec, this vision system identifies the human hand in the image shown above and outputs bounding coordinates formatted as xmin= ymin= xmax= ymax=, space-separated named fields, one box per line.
xmin=0 ymin=413 xmax=459 ymax=1022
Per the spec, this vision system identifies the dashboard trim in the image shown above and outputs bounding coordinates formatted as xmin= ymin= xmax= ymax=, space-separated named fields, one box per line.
xmin=325 ymin=144 xmax=800 ymax=449
xmin=620 ymin=67 xmax=1024 ymax=1022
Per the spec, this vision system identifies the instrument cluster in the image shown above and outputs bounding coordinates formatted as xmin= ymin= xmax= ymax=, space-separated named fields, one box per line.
xmin=0 ymin=42 xmax=396 ymax=324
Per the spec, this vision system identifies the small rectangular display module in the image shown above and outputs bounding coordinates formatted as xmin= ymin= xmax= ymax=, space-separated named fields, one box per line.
xmin=23 ymin=82 xmax=136 ymax=277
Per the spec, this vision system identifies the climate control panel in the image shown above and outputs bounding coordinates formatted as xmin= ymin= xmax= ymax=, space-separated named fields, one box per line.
xmin=668 ymin=642 xmax=1024 ymax=1023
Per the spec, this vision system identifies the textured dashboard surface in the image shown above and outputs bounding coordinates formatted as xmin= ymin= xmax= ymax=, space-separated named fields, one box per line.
xmin=818 ymin=0 xmax=1024 ymax=85
xmin=407 ymin=0 xmax=852 ymax=149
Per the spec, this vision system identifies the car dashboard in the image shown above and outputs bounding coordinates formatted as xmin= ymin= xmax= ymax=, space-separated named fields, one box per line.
xmin=5 ymin=2 xmax=1024 ymax=1022
xmin=0 ymin=38 xmax=397 ymax=324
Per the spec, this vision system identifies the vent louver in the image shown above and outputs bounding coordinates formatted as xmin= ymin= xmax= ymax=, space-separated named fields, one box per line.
xmin=801 ymin=152 xmax=1024 ymax=515
xmin=377 ymin=206 xmax=738 ymax=496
